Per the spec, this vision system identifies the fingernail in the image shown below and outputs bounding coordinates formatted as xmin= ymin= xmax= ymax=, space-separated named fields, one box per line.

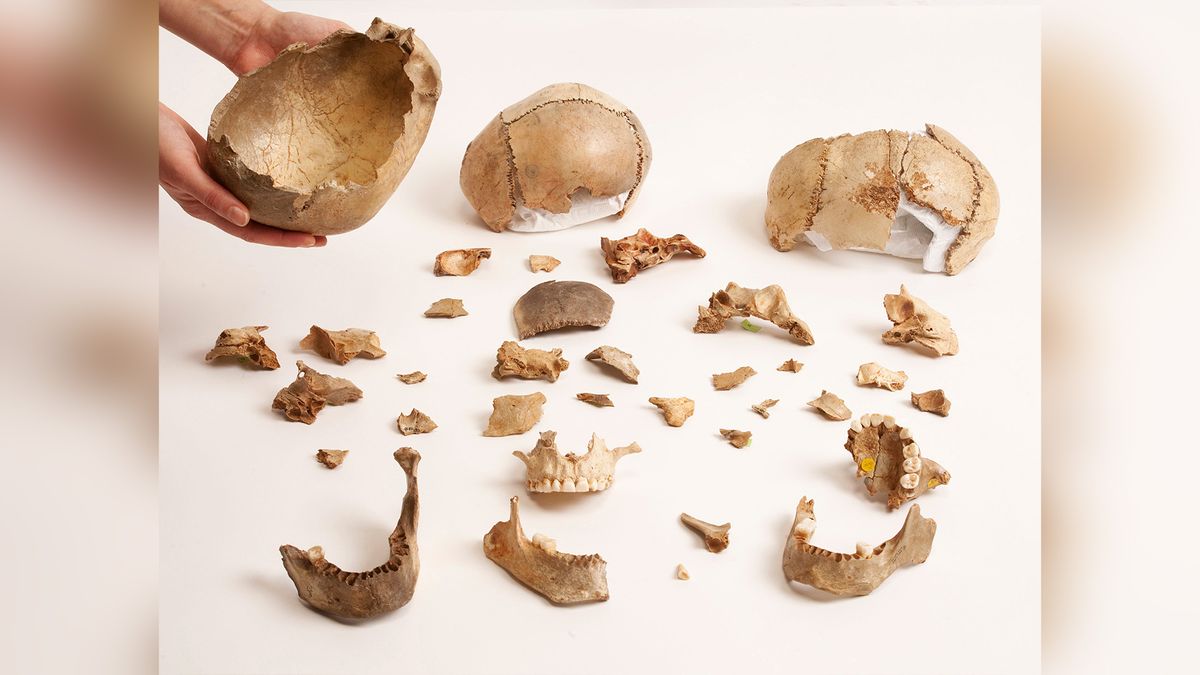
xmin=226 ymin=206 xmax=249 ymax=227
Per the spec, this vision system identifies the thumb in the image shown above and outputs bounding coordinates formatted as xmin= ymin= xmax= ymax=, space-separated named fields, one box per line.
xmin=159 ymin=108 xmax=250 ymax=227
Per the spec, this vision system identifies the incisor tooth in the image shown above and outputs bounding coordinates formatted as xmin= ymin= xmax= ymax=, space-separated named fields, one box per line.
xmin=860 ymin=414 xmax=871 ymax=427
xmin=903 ymin=442 xmax=920 ymax=458
xmin=903 ymin=457 xmax=923 ymax=473
xmin=562 ymin=478 xmax=576 ymax=492
xmin=883 ymin=416 xmax=896 ymax=429
xmin=850 ymin=418 xmax=863 ymax=432
xmin=868 ymin=413 xmax=884 ymax=427
xmin=899 ymin=473 xmax=919 ymax=490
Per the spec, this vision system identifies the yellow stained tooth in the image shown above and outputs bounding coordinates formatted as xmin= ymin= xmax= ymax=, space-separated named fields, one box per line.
xmin=860 ymin=457 xmax=876 ymax=473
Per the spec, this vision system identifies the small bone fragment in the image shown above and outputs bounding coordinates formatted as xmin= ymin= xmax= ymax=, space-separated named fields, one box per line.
xmin=782 ymin=497 xmax=936 ymax=596
xmin=882 ymin=285 xmax=959 ymax=356
xmin=713 ymin=366 xmax=756 ymax=391
xmin=492 ymin=341 xmax=569 ymax=382
xmin=280 ymin=448 xmax=421 ymax=619
xmin=720 ymin=429 xmax=752 ymax=448
xmin=484 ymin=393 xmax=547 ymax=436
xmin=847 ymin=414 xmax=950 ymax=509
xmin=315 ymin=449 xmax=349 ymax=469
xmin=299 ymin=326 xmax=385 ymax=364
xmin=529 ymin=255 xmax=561 ymax=272
xmin=483 ymin=496 xmax=609 ymax=605
xmin=397 ymin=409 xmax=437 ymax=435
xmin=585 ymin=345 xmax=639 ymax=383
xmin=911 ymin=389 xmax=951 ymax=416
xmin=396 ymin=371 xmax=427 ymax=384
xmin=513 ymin=431 xmax=641 ymax=493
xmin=649 ymin=397 xmax=695 ymax=427
xmin=777 ymin=359 xmax=804 ymax=373
xmin=513 ymin=280 xmax=613 ymax=339
xmin=205 ymin=325 xmax=280 ymax=369
xmin=680 ymin=513 xmax=731 ymax=553
xmin=676 ymin=564 xmax=690 ymax=581
xmin=272 ymin=360 xmax=363 ymax=424
xmin=857 ymin=362 xmax=908 ymax=391
xmin=693 ymin=282 xmax=814 ymax=344
xmin=752 ymin=399 xmax=779 ymax=419
xmin=599 ymin=228 xmax=707 ymax=283
xmin=807 ymin=390 xmax=852 ymax=420
xmin=576 ymin=393 xmax=614 ymax=408
xmin=425 ymin=298 xmax=468 ymax=318
xmin=434 ymin=247 xmax=491 ymax=276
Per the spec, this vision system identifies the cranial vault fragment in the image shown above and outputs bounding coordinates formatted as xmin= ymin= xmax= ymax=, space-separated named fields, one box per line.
xmin=720 ymin=429 xmax=753 ymax=448
xmin=765 ymin=124 xmax=999 ymax=274
xmin=529 ymin=255 xmax=561 ymax=273
xmin=857 ymin=362 xmax=908 ymax=391
xmin=576 ymin=393 xmax=614 ymax=408
xmin=300 ymin=326 xmax=386 ymax=364
xmin=649 ymin=397 xmax=695 ymax=427
xmin=882 ymin=285 xmax=959 ymax=356
xmin=493 ymin=341 xmax=569 ymax=382
xmin=807 ymin=390 xmax=852 ymax=421
xmin=713 ymin=366 xmax=757 ymax=391
xmin=680 ymin=513 xmax=731 ymax=553
xmin=777 ymin=359 xmax=804 ymax=373
xmin=396 ymin=371 xmax=427 ymax=384
xmin=460 ymin=82 xmax=651 ymax=233
xmin=434 ymin=248 xmax=491 ymax=276
xmin=513 ymin=431 xmax=641 ymax=493
xmin=600 ymin=228 xmax=706 ymax=283
xmin=513 ymin=280 xmax=613 ymax=339
xmin=585 ymin=345 xmax=639 ymax=383
xmin=280 ymin=448 xmax=421 ymax=619
xmin=847 ymin=414 xmax=950 ymax=509
xmin=425 ymin=298 xmax=468 ymax=318
xmin=483 ymin=496 xmax=609 ymax=604
xmin=316 ymin=449 xmax=349 ymax=469
xmin=694 ymin=283 xmax=814 ymax=345
xmin=208 ymin=19 xmax=441 ymax=235
xmin=484 ymin=393 xmax=546 ymax=437
xmin=911 ymin=389 xmax=951 ymax=416
xmin=782 ymin=497 xmax=936 ymax=596
xmin=205 ymin=325 xmax=279 ymax=369
xmin=397 ymin=409 xmax=437 ymax=435
xmin=272 ymin=361 xmax=363 ymax=424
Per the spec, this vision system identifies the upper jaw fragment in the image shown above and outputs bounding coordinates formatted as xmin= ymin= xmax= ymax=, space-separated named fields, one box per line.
xmin=512 ymin=431 xmax=641 ymax=493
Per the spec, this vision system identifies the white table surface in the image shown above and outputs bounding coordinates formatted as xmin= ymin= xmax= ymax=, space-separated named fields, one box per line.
xmin=159 ymin=4 xmax=1040 ymax=673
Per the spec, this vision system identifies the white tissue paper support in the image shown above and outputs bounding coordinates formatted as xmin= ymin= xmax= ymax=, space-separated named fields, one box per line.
xmin=803 ymin=192 xmax=961 ymax=273
xmin=510 ymin=190 xmax=630 ymax=232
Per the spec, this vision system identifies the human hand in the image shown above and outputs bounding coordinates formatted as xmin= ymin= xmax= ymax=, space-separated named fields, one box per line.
xmin=226 ymin=10 xmax=351 ymax=75
xmin=158 ymin=103 xmax=326 ymax=247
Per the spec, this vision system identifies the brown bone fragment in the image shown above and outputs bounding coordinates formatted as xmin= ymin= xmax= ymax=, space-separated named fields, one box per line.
xmin=600 ymin=228 xmax=706 ymax=283
xmin=205 ymin=325 xmax=280 ymax=369
xmin=693 ymin=283 xmax=814 ymax=344
xmin=513 ymin=280 xmax=613 ymax=339
xmin=484 ymin=393 xmax=546 ymax=437
xmin=493 ymin=341 xmax=569 ymax=382
xmin=434 ymin=248 xmax=491 ymax=276
xmin=300 ymin=326 xmax=386 ymax=364
xmin=680 ymin=513 xmax=731 ymax=553
xmin=712 ymin=366 xmax=756 ymax=391
xmin=272 ymin=361 xmax=363 ymax=424
xmin=911 ymin=389 xmax=951 ymax=416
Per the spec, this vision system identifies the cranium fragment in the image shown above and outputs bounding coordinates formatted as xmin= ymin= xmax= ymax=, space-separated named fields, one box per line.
xmin=396 ymin=371 xmax=426 ymax=384
xmin=911 ymin=389 xmax=951 ymax=416
xmin=584 ymin=345 xmax=639 ymax=383
xmin=460 ymin=83 xmax=651 ymax=233
xmin=492 ymin=341 xmax=569 ymax=382
xmin=752 ymin=399 xmax=779 ymax=418
xmin=807 ymin=390 xmax=852 ymax=421
xmin=857 ymin=362 xmax=908 ymax=391
xmin=424 ymin=298 xmax=468 ymax=318
xmin=599 ymin=228 xmax=706 ymax=283
xmin=208 ymin=19 xmax=441 ymax=235
xmin=483 ymin=497 xmax=609 ymax=604
xmin=846 ymin=414 xmax=950 ymax=509
xmin=315 ymin=449 xmax=349 ymax=469
xmin=397 ymin=409 xmax=437 ymax=435
xmin=513 ymin=431 xmax=641 ymax=493
xmin=777 ymin=359 xmax=804 ymax=373
xmin=529 ymin=255 xmax=561 ymax=272
xmin=782 ymin=497 xmax=936 ymax=596
xmin=434 ymin=248 xmax=491 ymax=276
xmin=272 ymin=361 xmax=363 ymax=424
xmin=882 ymin=285 xmax=959 ymax=356
xmin=576 ymin=393 xmax=614 ymax=408
xmin=680 ymin=513 xmax=730 ymax=553
xmin=720 ymin=429 xmax=753 ymax=449
xmin=765 ymin=124 xmax=999 ymax=274
xmin=513 ymin=280 xmax=613 ymax=339
xmin=300 ymin=326 xmax=386 ymax=364
xmin=483 ymin=393 xmax=546 ymax=437
xmin=649 ymin=397 xmax=695 ymax=427
xmin=712 ymin=366 xmax=756 ymax=391
xmin=694 ymin=283 xmax=814 ymax=345
xmin=280 ymin=448 xmax=421 ymax=619
xmin=205 ymin=325 xmax=279 ymax=369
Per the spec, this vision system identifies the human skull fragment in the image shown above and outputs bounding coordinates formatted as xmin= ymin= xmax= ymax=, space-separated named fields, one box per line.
xmin=712 ymin=366 xmax=756 ymax=391
xmin=857 ymin=362 xmax=908 ymax=391
xmin=424 ymin=298 xmax=468 ymax=318
xmin=434 ymin=248 xmax=491 ymax=276
xmin=882 ymin=285 xmax=959 ymax=356
xmin=600 ymin=228 xmax=706 ymax=283
xmin=205 ymin=325 xmax=279 ymax=369
xmin=396 ymin=371 xmax=427 ymax=384
xmin=272 ymin=360 xmax=363 ymax=424
xmin=752 ymin=399 xmax=779 ymax=419
xmin=777 ymin=359 xmax=804 ymax=373
xmin=513 ymin=281 xmax=613 ymax=339
xmin=529 ymin=255 xmax=561 ymax=272
xmin=720 ymin=428 xmax=753 ymax=448
xmin=397 ymin=409 xmax=437 ymax=435
xmin=315 ymin=449 xmax=349 ymax=469
xmin=846 ymin=414 xmax=950 ymax=509
xmin=585 ymin=345 xmax=639 ymax=383
xmin=300 ymin=326 xmax=386 ymax=364
xmin=493 ymin=341 xmax=569 ymax=382
xmin=512 ymin=431 xmax=641 ymax=493
xmin=911 ymin=389 xmax=951 ymax=416
xmin=649 ymin=397 xmax=695 ymax=427
xmin=576 ymin=393 xmax=614 ymax=408
xmin=694 ymin=283 xmax=814 ymax=344
xmin=483 ymin=393 xmax=546 ymax=437
xmin=807 ymin=390 xmax=852 ymax=421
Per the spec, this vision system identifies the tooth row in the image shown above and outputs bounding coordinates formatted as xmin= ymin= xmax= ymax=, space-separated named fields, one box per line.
xmin=793 ymin=517 xmax=816 ymax=541
xmin=850 ymin=418 xmax=863 ymax=433
xmin=531 ymin=533 xmax=557 ymax=553
xmin=903 ymin=442 xmax=921 ymax=459
xmin=903 ymin=456 xmax=923 ymax=474
xmin=899 ymin=427 xmax=913 ymax=440
xmin=899 ymin=473 xmax=919 ymax=490
xmin=527 ymin=477 xmax=612 ymax=492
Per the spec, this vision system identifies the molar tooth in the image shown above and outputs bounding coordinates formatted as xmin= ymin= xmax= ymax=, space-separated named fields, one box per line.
xmin=883 ymin=416 xmax=896 ymax=429
xmin=855 ymin=541 xmax=873 ymax=558
xmin=562 ymin=478 xmax=576 ymax=492
xmin=793 ymin=517 xmax=816 ymax=541
xmin=532 ymin=533 xmax=557 ymax=553
xmin=899 ymin=427 xmax=913 ymax=440
xmin=868 ymin=413 xmax=884 ymax=427
xmin=903 ymin=457 xmax=923 ymax=473
xmin=899 ymin=473 xmax=919 ymax=490
xmin=850 ymin=418 xmax=863 ymax=432
xmin=903 ymin=442 xmax=921 ymax=458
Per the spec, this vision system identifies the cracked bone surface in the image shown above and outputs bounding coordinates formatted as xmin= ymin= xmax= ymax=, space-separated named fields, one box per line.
xmin=693 ymin=283 xmax=814 ymax=344
xmin=712 ymin=366 xmax=757 ymax=391
xmin=208 ymin=19 xmax=441 ymax=235
xmin=484 ymin=393 xmax=546 ymax=437
xmin=882 ymin=285 xmax=959 ymax=356
xmin=433 ymin=248 xmax=491 ymax=276
xmin=847 ymin=414 xmax=950 ymax=509
xmin=680 ymin=513 xmax=731 ymax=553
xmin=528 ymin=255 xmax=561 ymax=272
xmin=397 ymin=409 xmax=437 ymax=435
xmin=492 ymin=341 xmax=569 ymax=382
xmin=460 ymin=82 xmax=651 ymax=233
xmin=765 ymin=124 xmax=999 ymax=274
xmin=600 ymin=228 xmax=707 ymax=283
xmin=782 ymin=497 xmax=936 ymax=596
xmin=512 ymin=280 xmax=614 ymax=339
xmin=857 ymin=362 xmax=909 ymax=391
xmin=280 ymin=448 xmax=421 ymax=619
xmin=483 ymin=497 xmax=609 ymax=604
xmin=424 ymin=298 xmax=468 ymax=318
xmin=513 ymin=431 xmax=641 ymax=493
xmin=649 ymin=397 xmax=695 ymax=427
xmin=205 ymin=325 xmax=279 ymax=369
xmin=585 ymin=345 xmax=639 ymax=383
xmin=300 ymin=326 xmax=385 ymax=365
xmin=807 ymin=390 xmax=852 ymax=420
xmin=272 ymin=361 xmax=363 ymax=424
xmin=912 ymin=389 xmax=952 ymax=416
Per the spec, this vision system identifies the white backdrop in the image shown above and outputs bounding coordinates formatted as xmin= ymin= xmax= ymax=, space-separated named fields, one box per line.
xmin=159 ymin=4 xmax=1040 ymax=673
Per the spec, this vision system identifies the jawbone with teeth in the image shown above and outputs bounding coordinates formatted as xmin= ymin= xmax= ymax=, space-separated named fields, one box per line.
xmin=846 ymin=414 xmax=950 ymax=509
xmin=783 ymin=496 xmax=937 ymax=596
xmin=512 ymin=430 xmax=641 ymax=493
